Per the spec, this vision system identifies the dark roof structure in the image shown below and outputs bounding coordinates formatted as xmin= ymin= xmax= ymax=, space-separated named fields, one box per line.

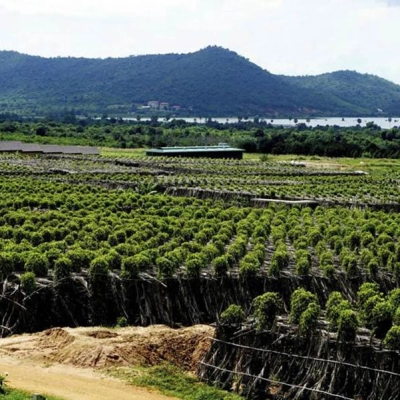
xmin=22 ymin=143 xmax=43 ymax=153
xmin=146 ymin=143 xmax=244 ymax=159
xmin=0 ymin=141 xmax=23 ymax=152
xmin=0 ymin=141 xmax=100 ymax=155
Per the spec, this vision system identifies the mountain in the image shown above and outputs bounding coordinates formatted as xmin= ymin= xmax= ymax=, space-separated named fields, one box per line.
xmin=0 ymin=46 xmax=399 ymax=117
xmin=282 ymin=71 xmax=400 ymax=116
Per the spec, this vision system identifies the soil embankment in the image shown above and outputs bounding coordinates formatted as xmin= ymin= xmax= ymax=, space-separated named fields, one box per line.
xmin=0 ymin=325 xmax=214 ymax=400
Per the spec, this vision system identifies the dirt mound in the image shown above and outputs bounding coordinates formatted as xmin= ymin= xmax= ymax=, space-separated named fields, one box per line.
xmin=84 ymin=329 xmax=119 ymax=339
xmin=38 ymin=327 xmax=75 ymax=348
xmin=0 ymin=325 xmax=214 ymax=372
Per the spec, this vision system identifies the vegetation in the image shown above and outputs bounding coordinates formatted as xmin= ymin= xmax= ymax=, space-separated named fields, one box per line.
xmin=284 ymin=70 xmax=400 ymax=116
xmin=4 ymin=118 xmax=400 ymax=159
xmin=3 ymin=134 xmax=400 ymax=356
xmin=110 ymin=363 xmax=242 ymax=400
xmin=252 ymin=292 xmax=282 ymax=330
xmin=290 ymin=289 xmax=318 ymax=324
xmin=220 ymin=305 xmax=246 ymax=325
xmin=337 ymin=310 xmax=359 ymax=342
xmin=383 ymin=326 xmax=400 ymax=350
xmin=299 ymin=302 xmax=321 ymax=335
xmin=0 ymin=375 xmax=62 ymax=400
xmin=2 ymin=47 xmax=400 ymax=117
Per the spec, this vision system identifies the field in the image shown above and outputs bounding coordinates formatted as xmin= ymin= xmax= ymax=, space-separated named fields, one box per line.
xmin=1 ymin=149 xmax=400 ymax=398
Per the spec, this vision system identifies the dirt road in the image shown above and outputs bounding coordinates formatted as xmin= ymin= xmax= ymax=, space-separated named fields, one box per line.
xmin=0 ymin=354 xmax=174 ymax=400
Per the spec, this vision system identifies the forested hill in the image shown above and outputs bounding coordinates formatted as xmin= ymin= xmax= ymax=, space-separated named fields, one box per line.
xmin=283 ymin=71 xmax=400 ymax=116
xmin=1 ymin=46 xmax=400 ymax=117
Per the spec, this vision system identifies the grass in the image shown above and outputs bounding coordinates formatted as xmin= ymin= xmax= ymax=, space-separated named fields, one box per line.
xmin=100 ymin=146 xmax=400 ymax=176
xmin=1 ymin=388 xmax=63 ymax=400
xmin=101 ymin=147 xmax=147 ymax=158
xmin=109 ymin=363 xmax=242 ymax=400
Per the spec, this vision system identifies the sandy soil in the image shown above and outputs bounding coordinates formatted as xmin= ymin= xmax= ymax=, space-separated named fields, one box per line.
xmin=0 ymin=325 xmax=214 ymax=400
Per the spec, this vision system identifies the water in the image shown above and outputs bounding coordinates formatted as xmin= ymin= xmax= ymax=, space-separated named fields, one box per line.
xmin=124 ymin=116 xmax=400 ymax=129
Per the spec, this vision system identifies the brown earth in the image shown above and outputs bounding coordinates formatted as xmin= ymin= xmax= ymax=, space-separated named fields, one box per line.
xmin=0 ymin=325 xmax=215 ymax=400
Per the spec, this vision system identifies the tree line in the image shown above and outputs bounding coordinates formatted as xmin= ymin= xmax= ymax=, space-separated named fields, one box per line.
xmin=2 ymin=116 xmax=400 ymax=158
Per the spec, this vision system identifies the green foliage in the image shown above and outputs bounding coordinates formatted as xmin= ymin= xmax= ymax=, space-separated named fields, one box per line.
xmin=388 ymin=289 xmax=400 ymax=310
xmin=341 ymin=253 xmax=358 ymax=277
xmin=252 ymin=292 xmax=281 ymax=330
xmin=54 ymin=256 xmax=72 ymax=281
xmin=361 ymin=295 xmax=384 ymax=329
xmin=89 ymin=256 xmax=109 ymax=277
xmin=220 ymin=304 xmax=246 ymax=325
xmin=126 ymin=363 xmax=242 ymax=400
xmin=308 ymin=229 xmax=322 ymax=246
xmin=321 ymin=263 xmax=336 ymax=279
xmin=0 ymin=252 xmax=13 ymax=280
xmin=115 ymin=316 xmax=129 ymax=328
xmin=185 ymin=255 xmax=204 ymax=278
xmin=213 ymin=255 xmax=229 ymax=277
xmin=337 ymin=309 xmax=359 ymax=342
xmin=67 ymin=248 xmax=93 ymax=272
xmin=239 ymin=253 xmax=261 ymax=278
xmin=286 ymin=69 xmax=400 ymax=116
xmin=367 ymin=258 xmax=379 ymax=276
xmin=121 ymin=256 xmax=140 ymax=279
xmin=0 ymin=374 xmax=5 ymax=395
xmin=295 ymin=249 xmax=311 ymax=275
xmin=357 ymin=282 xmax=381 ymax=309
xmin=24 ymin=252 xmax=49 ymax=277
xmin=0 ymin=385 xmax=62 ymax=399
xmin=290 ymin=288 xmax=318 ymax=324
xmin=156 ymin=256 xmax=175 ymax=278
xmin=239 ymin=262 xmax=259 ymax=279
xmin=20 ymin=271 xmax=36 ymax=295
xmin=326 ymin=292 xmax=352 ymax=331
xmin=357 ymin=283 xmax=386 ymax=329
xmin=299 ymin=302 xmax=320 ymax=335
xmin=269 ymin=243 xmax=289 ymax=276
xmin=383 ymin=325 xmax=400 ymax=351
xmin=2 ymin=47 xmax=400 ymax=117
xmin=345 ymin=231 xmax=361 ymax=251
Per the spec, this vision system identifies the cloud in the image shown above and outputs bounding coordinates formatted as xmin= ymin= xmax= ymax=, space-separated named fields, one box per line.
xmin=380 ymin=0 xmax=400 ymax=5
xmin=1 ymin=0 xmax=400 ymax=84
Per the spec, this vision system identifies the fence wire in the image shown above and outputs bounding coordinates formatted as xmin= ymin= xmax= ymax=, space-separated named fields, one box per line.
xmin=199 ymin=360 xmax=354 ymax=400
xmin=209 ymin=336 xmax=400 ymax=378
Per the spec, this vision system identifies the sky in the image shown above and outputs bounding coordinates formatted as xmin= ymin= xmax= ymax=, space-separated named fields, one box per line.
xmin=1 ymin=0 xmax=400 ymax=84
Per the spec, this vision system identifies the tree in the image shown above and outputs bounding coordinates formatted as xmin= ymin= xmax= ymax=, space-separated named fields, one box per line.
xmin=20 ymin=271 xmax=36 ymax=295
xmin=383 ymin=325 xmax=400 ymax=350
xmin=54 ymin=257 xmax=72 ymax=281
xmin=326 ymin=292 xmax=352 ymax=331
xmin=290 ymin=288 xmax=318 ymax=324
xmin=252 ymin=292 xmax=282 ymax=330
xmin=24 ymin=252 xmax=49 ymax=277
xmin=156 ymin=256 xmax=175 ymax=278
xmin=358 ymin=282 xmax=381 ymax=309
xmin=121 ymin=256 xmax=140 ymax=279
xmin=36 ymin=125 xmax=48 ymax=136
xmin=213 ymin=255 xmax=229 ymax=277
xmin=0 ymin=252 xmax=13 ymax=280
xmin=337 ymin=309 xmax=359 ymax=342
xmin=299 ymin=302 xmax=320 ymax=335
xmin=220 ymin=304 xmax=246 ymax=325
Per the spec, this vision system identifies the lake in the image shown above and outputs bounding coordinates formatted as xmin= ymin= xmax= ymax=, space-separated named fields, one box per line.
xmin=124 ymin=116 xmax=400 ymax=129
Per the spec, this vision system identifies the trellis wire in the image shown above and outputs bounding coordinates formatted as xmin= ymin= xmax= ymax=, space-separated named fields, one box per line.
xmin=209 ymin=337 xmax=400 ymax=378
xmin=199 ymin=360 xmax=354 ymax=400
